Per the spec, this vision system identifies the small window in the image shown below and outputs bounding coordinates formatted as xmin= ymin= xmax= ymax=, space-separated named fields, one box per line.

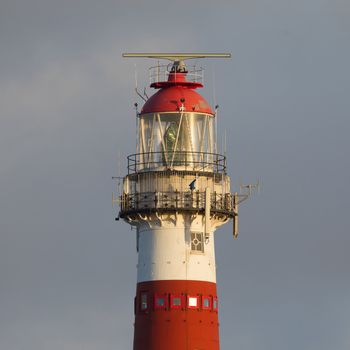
xmin=172 ymin=297 xmax=181 ymax=306
xmin=170 ymin=294 xmax=183 ymax=309
xmin=156 ymin=298 xmax=165 ymax=307
xmin=187 ymin=295 xmax=199 ymax=309
xmin=154 ymin=294 xmax=168 ymax=310
xmin=140 ymin=292 xmax=148 ymax=311
xmin=191 ymin=232 xmax=204 ymax=253
xmin=202 ymin=295 xmax=212 ymax=310
xmin=213 ymin=296 xmax=218 ymax=311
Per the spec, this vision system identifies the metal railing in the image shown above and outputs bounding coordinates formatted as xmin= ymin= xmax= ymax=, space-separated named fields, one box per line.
xmin=149 ymin=64 xmax=204 ymax=85
xmin=127 ymin=151 xmax=226 ymax=174
xmin=119 ymin=191 xmax=235 ymax=217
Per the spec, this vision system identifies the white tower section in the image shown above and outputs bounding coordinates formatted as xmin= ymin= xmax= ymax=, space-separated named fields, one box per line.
xmin=120 ymin=107 xmax=234 ymax=284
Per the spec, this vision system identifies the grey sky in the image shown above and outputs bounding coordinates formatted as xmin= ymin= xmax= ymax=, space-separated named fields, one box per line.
xmin=1 ymin=0 xmax=349 ymax=349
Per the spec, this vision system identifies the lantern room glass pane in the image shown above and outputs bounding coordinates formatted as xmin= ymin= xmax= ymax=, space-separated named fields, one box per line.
xmin=138 ymin=112 xmax=215 ymax=171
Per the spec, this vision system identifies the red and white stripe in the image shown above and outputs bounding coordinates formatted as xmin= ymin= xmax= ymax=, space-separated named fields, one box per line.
xmin=133 ymin=220 xmax=220 ymax=350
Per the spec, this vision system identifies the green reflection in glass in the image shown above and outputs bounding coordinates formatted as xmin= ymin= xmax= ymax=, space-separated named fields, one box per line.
xmin=163 ymin=122 xmax=182 ymax=165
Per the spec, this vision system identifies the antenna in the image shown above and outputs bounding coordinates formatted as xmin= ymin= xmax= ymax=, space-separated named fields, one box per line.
xmin=122 ymin=53 xmax=231 ymax=62
xmin=134 ymin=64 xmax=147 ymax=102
xmin=212 ymin=64 xmax=217 ymax=108
xmin=135 ymin=103 xmax=139 ymax=153
xmin=224 ymin=129 xmax=227 ymax=157
xmin=212 ymin=64 xmax=218 ymax=154
xmin=214 ymin=104 xmax=219 ymax=154
xmin=112 ymin=151 xmax=123 ymax=213
xmin=124 ymin=53 xmax=231 ymax=89
xmin=240 ymin=180 xmax=260 ymax=196
xmin=112 ymin=174 xmax=123 ymax=219
xmin=232 ymin=180 xmax=260 ymax=239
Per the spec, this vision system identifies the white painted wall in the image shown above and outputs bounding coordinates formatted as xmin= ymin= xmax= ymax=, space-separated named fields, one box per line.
xmin=137 ymin=216 xmax=217 ymax=283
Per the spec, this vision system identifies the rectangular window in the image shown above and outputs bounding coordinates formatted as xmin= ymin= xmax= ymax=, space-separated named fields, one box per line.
xmin=202 ymin=295 xmax=212 ymax=310
xmin=140 ymin=292 xmax=149 ymax=312
xmin=154 ymin=294 xmax=168 ymax=310
xmin=191 ymin=232 xmax=204 ymax=253
xmin=170 ymin=294 xmax=183 ymax=309
xmin=187 ymin=295 xmax=199 ymax=309
xmin=213 ymin=296 xmax=218 ymax=311
xmin=172 ymin=298 xmax=181 ymax=306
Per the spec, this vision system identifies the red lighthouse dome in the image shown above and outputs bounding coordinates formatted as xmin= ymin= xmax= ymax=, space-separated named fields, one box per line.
xmin=141 ymin=70 xmax=213 ymax=114
xmin=141 ymin=86 xmax=213 ymax=114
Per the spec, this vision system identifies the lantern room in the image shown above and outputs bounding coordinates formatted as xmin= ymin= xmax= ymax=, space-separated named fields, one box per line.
xmin=134 ymin=59 xmax=220 ymax=173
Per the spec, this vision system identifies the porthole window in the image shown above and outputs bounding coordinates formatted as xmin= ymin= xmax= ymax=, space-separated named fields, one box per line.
xmin=191 ymin=232 xmax=204 ymax=253
xmin=154 ymin=294 xmax=168 ymax=310
xmin=173 ymin=298 xmax=181 ymax=306
xmin=140 ymin=292 xmax=149 ymax=311
xmin=213 ymin=296 xmax=218 ymax=311
xmin=156 ymin=298 xmax=165 ymax=307
xmin=170 ymin=294 xmax=183 ymax=309
xmin=202 ymin=295 xmax=212 ymax=310
xmin=187 ymin=295 xmax=199 ymax=309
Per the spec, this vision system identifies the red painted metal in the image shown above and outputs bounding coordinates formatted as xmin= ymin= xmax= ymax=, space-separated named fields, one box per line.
xmin=141 ymin=86 xmax=213 ymax=115
xmin=151 ymin=72 xmax=203 ymax=89
xmin=133 ymin=280 xmax=220 ymax=350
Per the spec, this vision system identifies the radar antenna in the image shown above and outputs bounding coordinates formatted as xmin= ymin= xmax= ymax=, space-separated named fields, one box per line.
xmin=122 ymin=53 xmax=231 ymax=61
xmin=123 ymin=53 xmax=231 ymax=74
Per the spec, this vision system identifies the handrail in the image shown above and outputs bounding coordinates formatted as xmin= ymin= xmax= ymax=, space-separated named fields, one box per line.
xmin=119 ymin=191 xmax=235 ymax=217
xmin=127 ymin=151 xmax=226 ymax=174
xmin=149 ymin=64 xmax=203 ymax=85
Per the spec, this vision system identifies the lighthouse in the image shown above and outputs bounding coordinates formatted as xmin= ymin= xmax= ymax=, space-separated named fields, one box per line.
xmin=117 ymin=53 xmax=251 ymax=350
